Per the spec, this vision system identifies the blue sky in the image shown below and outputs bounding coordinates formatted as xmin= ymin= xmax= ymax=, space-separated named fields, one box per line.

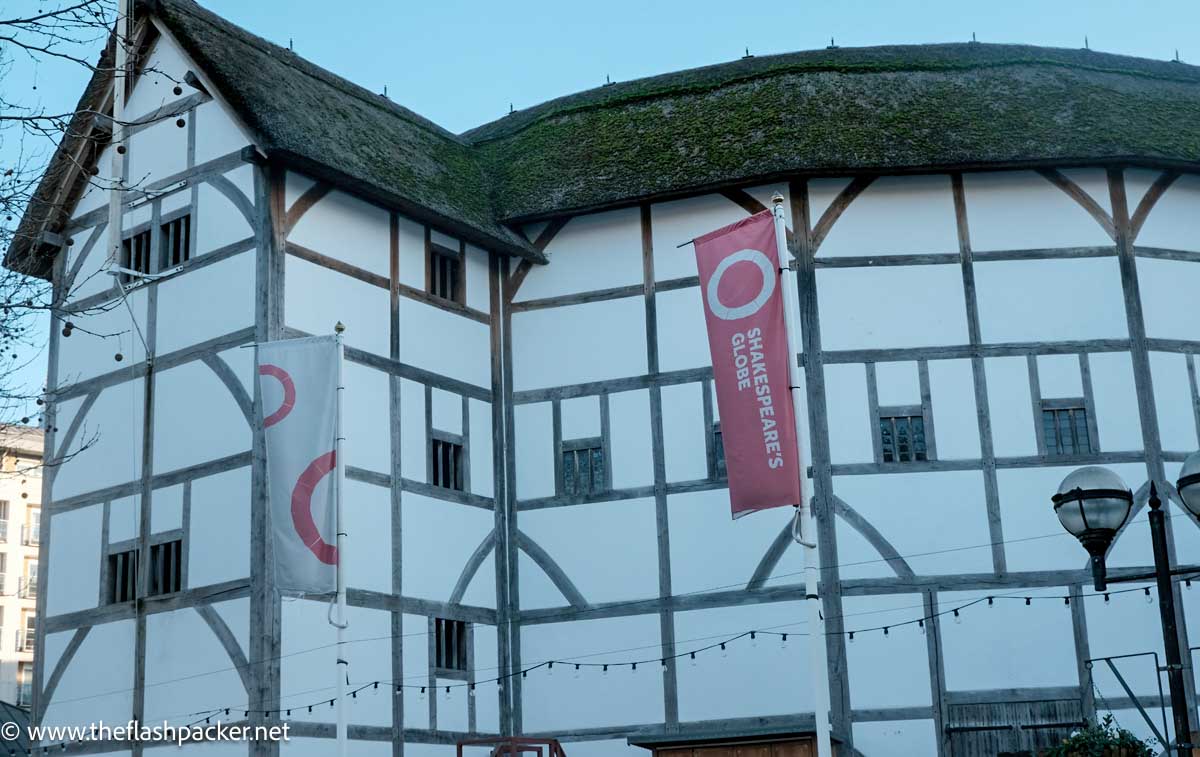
xmin=4 ymin=0 xmax=1200 ymax=411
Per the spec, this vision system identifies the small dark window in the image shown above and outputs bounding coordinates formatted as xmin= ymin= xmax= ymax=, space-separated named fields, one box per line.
xmin=562 ymin=438 xmax=605 ymax=496
xmin=107 ymin=548 xmax=138 ymax=604
xmin=712 ymin=423 xmax=727 ymax=479
xmin=160 ymin=213 xmax=191 ymax=268
xmin=120 ymin=228 xmax=152 ymax=284
xmin=1042 ymin=403 xmax=1092 ymax=456
xmin=434 ymin=618 xmax=467 ymax=672
xmin=880 ymin=414 xmax=927 ymax=463
xmin=431 ymin=437 xmax=464 ymax=491
xmin=428 ymin=244 xmax=462 ymax=303
xmin=148 ymin=539 xmax=183 ymax=596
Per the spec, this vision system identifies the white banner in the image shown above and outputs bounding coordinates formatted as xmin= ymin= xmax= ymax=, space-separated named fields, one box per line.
xmin=257 ymin=335 xmax=341 ymax=596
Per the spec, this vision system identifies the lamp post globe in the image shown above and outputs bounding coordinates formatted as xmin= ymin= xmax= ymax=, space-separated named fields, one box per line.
xmin=1051 ymin=466 xmax=1133 ymax=591
xmin=1177 ymin=450 xmax=1200 ymax=519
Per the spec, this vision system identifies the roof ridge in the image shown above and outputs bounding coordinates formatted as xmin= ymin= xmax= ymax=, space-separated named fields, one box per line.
xmin=463 ymin=42 xmax=1200 ymax=145
xmin=156 ymin=0 xmax=469 ymax=145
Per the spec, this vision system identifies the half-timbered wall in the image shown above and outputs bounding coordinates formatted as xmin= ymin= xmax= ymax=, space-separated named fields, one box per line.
xmin=31 ymin=26 xmax=1200 ymax=757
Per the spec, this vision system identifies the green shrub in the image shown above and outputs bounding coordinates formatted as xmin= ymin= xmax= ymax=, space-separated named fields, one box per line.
xmin=1044 ymin=715 xmax=1154 ymax=756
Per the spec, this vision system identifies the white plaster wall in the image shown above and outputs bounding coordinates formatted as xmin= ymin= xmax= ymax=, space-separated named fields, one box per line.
xmin=125 ymin=34 xmax=191 ymax=122
xmin=399 ymin=612 xmax=428 ymax=730
xmin=843 ymin=594 xmax=932 ymax=709
xmin=469 ymin=398 xmax=494 ymax=499
xmin=400 ymin=298 xmax=491 ymax=388
xmin=874 ymin=361 xmax=919 ymax=406
xmin=854 ymin=721 xmax=938 ymax=757
xmin=286 ymin=256 xmax=389 ymax=356
xmin=143 ymin=607 xmax=246 ymax=724
xmin=1037 ymin=354 xmax=1083 ymax=399
xmin=395 ymin=217 xmax=425 ymax=291
xmin=465 ymin=245 xmax=491 ymax=313
xmin=127 ymin=118 xmax=188 ymax=188
xmin=192 ymin=97 xmax=254 ymax=165
xmin=343 ymin=480 xmax=391 ymax=594
xmin=343 ymin=361 xmax=390 ymax=476
xmin=516 ymin=207 xmax=642 ymax=301
xmin=974 ymin=258 xmax=1128 ymax=343
xmin=109 ymin=493 xmax=139 ymax=544
xmin=1150 ymin=351 xmax=1197 ymax=452
xmin=996 ymin=465 xmax=1095 ymax=574
xmin=288 ymin=189 xmax=390 ymax=279
xmin=62 ymin=223 xmax=114 ymax=304
xmin=1129 ymin=170 xmax=1200 ymax=252
xmin=928 ymin=358 xmax=980 ymax=459
xmin=833 ymin=471 xmax=993 ymax=576
xmin=809 ymin=178 xmax=853 ymax=231
xmin=985 ymin=356 xmax=1037 ymax=457
xmin=195 ymin=168 xmax=256 ymax=256
xmin=824 ymin=364 xmax=873 ymax=464
xmin=650 ymin=194 xmax=747 ymax=282
xmin=655 ymin=286 xmax=711 ymax=372
xmin=1084 ymin=581 xmax=1172 ymax=699
xmin=284 ymin=172 xmax=315 ymax=209
xmin=399 ymin=378 xmax=426 ymax=484
xmin=964 ymin=171 xmax=1114 ymax=251
xmin=51 ymin=380 xmax=145 ymax=501
xmin=1138 ymin=258 xmax=1200 ymax=342
xmin=56 ymin=285 xmax=148 ymax=387
xmin=188 ymin=467 xmax=250 ymax=587
xmin=817 ymin=174 xmax=958 ymax=258
xmin=41 ymin=619 xmax=135 ymax=729
xmin=660 ymin=382 xmax=707 ymax=483
xmin=518 ymin=550 xmax=569 ymax=610
xmin=45 ymin=504 xmax=102 ymax=616
xmin=1089 ymin=352 xmax=1144 ymax=452
xmin=519 ymin=497 xmax=658 ymax=605
xmin=816 ymin=265 xmax=968 ymax=351
xmin=153 ymin=359 xmax=251 ymax=473
xmin=430 ymin=388 xmax=461 ymax=435
xmin=520 ymin=614 xmax=663 ymax=731
xmin=674 ymin=602 xmax=812 ymax=722
xmin=560 ymin=395 xmax=599 ymax=439
xmin=151 ymin=483 xmax=183 ymax=533
xmin=556 ymin=740 xmax=641 ymax=757
xmin=836 ymin=512 xmax=901 ymax=582
xmin=511 ymin=298 xmax=646 ymax=391
xmin=940 ymin=588 xmax=1078 ymax=691
xmin=281 ymin=741 xmax=392 ymax=757
xmin=608 ymin=389 xmax=653 ymax=489
xmin=400 ymin=494 xmax=493 ymax=602
xmin=514 ymin=402 xmax=553 ymax=500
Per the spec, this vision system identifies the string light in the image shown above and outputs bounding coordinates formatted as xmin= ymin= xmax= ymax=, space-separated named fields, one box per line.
xmin=917 ymin=619 xmax=925 ymax=635
xmin=847 ymin=631 xmax=854 ymax=643
xmin=987 ymin=596 xmax=994 ymax=607
xmin=953 ymin=609 xmax=961 ymax=624
xmin=780 ymin=633 xmax=789 ymax=650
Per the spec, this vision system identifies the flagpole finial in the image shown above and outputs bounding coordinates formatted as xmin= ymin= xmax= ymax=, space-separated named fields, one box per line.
xmin=334 ymin=321 xmax=346 ymax=334
xmin=771 ymin=192 xmax=785 ymax=206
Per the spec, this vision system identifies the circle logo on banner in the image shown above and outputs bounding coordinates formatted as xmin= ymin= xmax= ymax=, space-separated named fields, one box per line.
xmin=291 ymin=450 xmax=339 ymax=565
xmin=706 ymin=249 xmax=776 ymax=321
xmin=258 ymin=364 xmax=296 ymax=427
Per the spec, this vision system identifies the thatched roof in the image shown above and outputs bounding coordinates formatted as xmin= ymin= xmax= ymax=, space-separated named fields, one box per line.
xmin=11 ymin=0 xmax=1200 ymax=278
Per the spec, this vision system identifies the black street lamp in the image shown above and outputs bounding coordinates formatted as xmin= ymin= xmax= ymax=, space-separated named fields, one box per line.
xmin=1051 ymin=461 xmax=1200 ymax=756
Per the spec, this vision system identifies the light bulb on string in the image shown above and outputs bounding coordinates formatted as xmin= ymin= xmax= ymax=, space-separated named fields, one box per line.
xmin=602 ymin=664 xmax=608 ymax=677
xmin=847 ymin=632 xmax=854 ymax=644
xmin=987 ymin=596 xmax=994 ymax=609
xmin=547 ymin=661 xmax=554 ymax=677
xmin=689 ymin=652 xmax=697 ymax=668
xmin=952 ymin=609 xmax=961 ymax=624
xmin=917 ymin=619 xmax=925 ymax=636
xmin=419 ymin=687 xmax=426 ymax=701
xmin=750 ymin=631 xmax=757 ymax=648
xmin=1024 ymin=597 xmax=1031 ymax=606
xmin=883 ymin=626 xmax=889 ymax=637
xmin=780 ymin=633 xmax=788 ymax=650
xmin=468 ymin=683 xmax=476 ymax=699
xmin=444 ymin=686 xmax=451 ymax=702
xmin=1145 ymin=588 xmax=1153 ymax=604
xmin=574 ymin=664 xmax=581 ymax=680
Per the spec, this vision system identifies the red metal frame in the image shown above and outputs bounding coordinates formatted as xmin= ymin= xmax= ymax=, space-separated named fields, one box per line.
xmin=456 ymin=736 xmax=567 ymax=757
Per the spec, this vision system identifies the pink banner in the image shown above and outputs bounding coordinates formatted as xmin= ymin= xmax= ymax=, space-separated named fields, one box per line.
xmin=694 ymin=210 xmax=802 ymax=518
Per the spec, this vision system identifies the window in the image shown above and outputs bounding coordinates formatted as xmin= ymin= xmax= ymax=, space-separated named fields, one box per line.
xmin=712 ymin=423 xmax=727 ymax=480
xmin=148 ymin=539 xmax=183 ymax=597
xmin=427 ymin=243 xmax=462 ymax=304
xmin=0 ymin=500 xmax=9 ymax=543
xmin=561 ymin=438 xmax=605 ymax=496
xmin=430 ymin=437 xmax=464 ymax=491
xmin=0 ymin=554 xmax=7 ymax=595
xmin=21 ymin=508 xmax=38 ymax=546
xmin=879 ymin=411 xmax=927 ymax=463
xmin=1041 ymin=401 xmax=1093 ymax=456
xmin=16 ymin=612 xmax=34 ymax=653
xmin=107 ymin=548 xmax=138 ymax=604
xmin=160 ymin=213 xmax=191 ymax=268
xmin=19 ymin=560 xmax=36 ymax=599
xmin=433 ymin=617 xmax=468 ymax=673
xmin=120 ymin=228 xmax=152 ymax=284
xmin=16 ymin=662 xmax=31 ymax=707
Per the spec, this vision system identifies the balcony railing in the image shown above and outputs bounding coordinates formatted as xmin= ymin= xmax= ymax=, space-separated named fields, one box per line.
xmin=0 ymin=519 xmax=9 ymax=543
xmin=14 ymin=628 xmax=33 ymax=653
xmin=21 ymin=523 xmax=38 ymax=546
xmin=17 ymin=577 xmax=36 ymax=599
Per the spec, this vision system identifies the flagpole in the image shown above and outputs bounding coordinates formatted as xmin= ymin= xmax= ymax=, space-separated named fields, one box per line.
xmin=772 ymin=194 xmax=833 ymax=757
xmin=333 ymin=322 xmax=348 ymax=757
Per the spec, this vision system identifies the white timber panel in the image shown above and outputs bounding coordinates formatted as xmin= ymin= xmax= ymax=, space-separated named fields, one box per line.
xmin=674 ymin=602 xmax=811 ymax=722
xmin=280 ymin=602 xmax=392 ymax=728
xmin=195 ymin=171 xmax=255 ymax=257
xmin=996 ymin=465 xmax=1096 ymax=573
xmin=817 ymin=174 xmax=958 ymax=258
xmin=288 ymin=188 xmax=390 ymax=279
xmin=668 ymin=490 xmax=805 ymax=595
xmin=655 ymin=285 xmax=710 ymax=372
xmin=843 ymin=594 xmax=932 ymax=709
xmin=156 ymin=250 xmax=255 ymax=354
xmin=285 ymin=172 xmax=315 ymax=208
xmin=395 ymin=216 xmax=425 ymax=291
xmin=400 ymin=612 xmax=429 ymax=730
xmin=833 ymin=471 xmax=993 ymax=576
xmin=62 ymin=222 xmax=112 ymax=304
xmin=519 ymin=549 xmax=570 ymax=610
xmin=56 ymin=285 xmax=148 ymax=386
xmin=928 ymin=358 xmax=980 ymax=460
xmin=520 ymin=614 xmax=663 ymax=731
xmin=516 ymin=207 xmax=642 ymax=302
xmin=343 ymin=479 xmax=390 ymax=594
xmin=853 ymin=721 xmax=938 ymax=757
xmin=875 ymin=361 xmax=919 ymax=405
xmin=1130 ymin=170 xmax=1200 ymax=252
xmin=514 ymin=402 xmax=554 ymax=500
xmin=153 ymin=359 xmax=251 ymax=473
xmin=72 ymin=152 xmax=110 ymax=219
xmin=836 ymin=512 xmax=899 ymax=582
xmin=519 ymin=497 xmax=658 ymax=605
xmin=400 ymin=493 xmax=493 ymax=602
xmin=650 ymin=194 xmax=747 ymax=282
xmin=399 ymin=378 xmax=425 ymax=484
xmin=608 ymin=389 xmax=654 ymax=489
xmin=1084 ymin=581 xmax=1170 ymax=698
xmin=286 ymin=255 xmax=389 ymax=357
xmin=343 ymin=361 xmax=390 ymax=475
xmin=744 ymin=182 xmax=793 ymax=227
xmin=430 ymin=388 xmax=462 ymax=435
xmin=458 ymin=549 xmax=496 ymax=609
xmin=127 ymin=118 xmax=188 ymax=189
xmin=1059 ymin=168 xmax=1114 ymax=215
xmin=399 ymin=297 xmax=490 ymax=387
xmin=188 ymin=467 xmax=251 ymax=587
xmin=212 ymin=597 xmax=250 ymax=670
xmin=469 ymin=398 xmax=494 ymax=498
xmin=511 ymin=298 xmax=647 ymax=391
xmin=985 ymin=356 xmax=1037 ymax=457
xmin=125 ymin=33 xmax=191 ymax=119
xmin=560 ymin=395 xmax=599 ymax=440
xmin=660 ymin=382 xmax=707 ymax=483
xmin=45 ymin=504 xmax=102 ymax=616
xmin=940 ymin=588 xmax=1078 ymax=691
xmin=109 ymin=494 xmax=139 ymax=543
xmin=1150 ymin=351 xmax=1197 ymax=452
xmin=1089 ymin=352 xmax=1144 ymax=452
xmin=963 ymin=170 xmax=1114 ymax=251
xmin=143 ymin=607 xmax=246 ymax=724
xmin=817 ymin=265 xmax=968 ymax=351
xmin=192 ymin=98 xmax=254 ymax=166
xmin=40 ymin=619 xmax=135 ymax=730
xmin=465 ymin=245 xmax=491 ymax=313
xmin=51 ymin=380 xmax=145 ymax=501
xmin=1037 ymin=354 xmax=1084 ymax=399
xmin=808 ymin=178 xmax=854 ymax=230
xmin=1138 ymin=258 xmax=1200 ymax=342
xmin=824 ymin=364 xmax=873 ymax=464
xmin=974 ymin=258 xmax=1127 ymax=343
xmin=151 ymin=483 xmax=183 ymax=533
